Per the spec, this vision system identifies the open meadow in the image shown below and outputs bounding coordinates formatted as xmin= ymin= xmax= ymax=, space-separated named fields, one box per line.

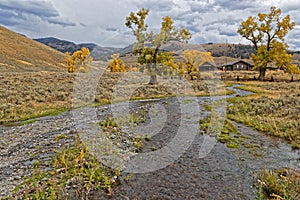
xmin=0 ymin=63 xmax=229 ymax=124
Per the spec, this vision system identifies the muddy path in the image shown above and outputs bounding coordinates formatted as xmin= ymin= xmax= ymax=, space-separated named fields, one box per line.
xmin=0 ymin=85 xmax=299 ymax=199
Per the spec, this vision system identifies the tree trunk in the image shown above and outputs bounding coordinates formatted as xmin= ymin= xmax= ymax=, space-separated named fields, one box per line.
xmin=148 ymin=46 xmax=160 ymax=85
xmin=258 ymin=67 xmax=266 ymax=81
xmin=149 ymin=75 xmax=158 ymax=85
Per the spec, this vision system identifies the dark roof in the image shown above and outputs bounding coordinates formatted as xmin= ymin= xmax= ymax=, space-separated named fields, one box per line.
xmin=200 ymin=61 xmax=217 ymax=67
xmin=223 ymin=59 xmax=254 ymax=66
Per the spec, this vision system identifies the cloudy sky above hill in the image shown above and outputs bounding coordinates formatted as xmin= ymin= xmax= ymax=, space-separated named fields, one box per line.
xmin=0 ymin=0 xmax=300 ymax=50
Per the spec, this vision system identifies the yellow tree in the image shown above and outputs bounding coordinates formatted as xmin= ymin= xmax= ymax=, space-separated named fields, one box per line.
xmin=66 ymin=47 xmax=92 ymax=73
xmin=238 ymin=6 xmax=297 ymax=80
xmin=182 ymin=50 xmax=214 ymax=80
xmin=108 ymin=54 xmax=126 ymax=72
xmin=125 ymin=8 xmax=191 ymax=84
xmin=66 ymin=52 xmax=76 ymax=73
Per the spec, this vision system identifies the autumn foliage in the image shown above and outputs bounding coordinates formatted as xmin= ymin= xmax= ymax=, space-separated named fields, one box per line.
xmin=125 ymin=8 xmax=191 ymax=84
xmin=108 ymin=54 xmax=126 ymax=72
xmin=238 ymin=6 xmax=298 ymax=80
xmin=182 ymin=50 xmax=214 ymax=80
xmin=66 ymin=47 xmax=91 ymax=73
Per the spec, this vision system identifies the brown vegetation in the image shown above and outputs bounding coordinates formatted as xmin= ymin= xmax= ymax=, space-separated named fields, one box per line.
xmin=227 ymin=74 xmax=300 ymax=149
xmin=0 ymin=26 xmax=65 ymax=72
xmin=0 ymin=66 xmax=227 ymax=123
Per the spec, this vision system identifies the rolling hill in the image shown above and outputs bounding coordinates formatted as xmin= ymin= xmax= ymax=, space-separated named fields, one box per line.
xmin=34 ymin=37 xmax=120 ymax=61
xmin=0 ymin=26 xmax=66 ymax=72
xmin=33 ymin=36 xmax=300 ymax=67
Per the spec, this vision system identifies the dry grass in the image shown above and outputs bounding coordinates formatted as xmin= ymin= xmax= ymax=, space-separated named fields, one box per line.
xmin=226 ymin=71 xmax=300 ymax=149
xmin=0 ymin=26 xmax=65 ymax=72
xmin=256 ymin=168 xmax=300 ymax=200
xmin=0 ymin=65 xmax=227 ymax=123
xmin=221 ymin=69 xmax=300 ymax=82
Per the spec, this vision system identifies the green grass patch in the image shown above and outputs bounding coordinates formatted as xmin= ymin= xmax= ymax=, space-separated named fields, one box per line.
xmin=200 ymin=110 xmax=240 ymax=149
xmin=256 ymin=168 xmax=300 ymax=200
xmin=19 ymin=118 xmax=37 ymax=125
xmin=1 ymin=106 xmax=69 ymax=125
xmin=227 ymin=95 xmax=300 ymax=149
xmin=99 ymin=110 xmax=148 ymax=153
xmin=235 ymin=84 xmax=266 ymax=94
xmin=13 ymin=135 xmax=119 ymax=199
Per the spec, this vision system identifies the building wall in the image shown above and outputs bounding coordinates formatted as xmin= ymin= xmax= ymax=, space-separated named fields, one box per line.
xmin=224 ymin=62 xmax=253 ymax=71
xmin=233 ymin=62 xmax=249 ymax=70
xmin=200 ymin=65 xmax=217 ymax=71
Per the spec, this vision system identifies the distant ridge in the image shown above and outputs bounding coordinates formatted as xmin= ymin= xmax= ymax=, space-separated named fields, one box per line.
xmin=34 ymin=37 xmax=96 ymax=53
xmin=34 ymin=36 xmax=300 ymax=63
xmin=0 ymin=26 xmax=66 ymax=72
xmin=34 ymin=37 xmax=120 ymax=61
xmin=118 ymin=40 xmax=256 ymax=58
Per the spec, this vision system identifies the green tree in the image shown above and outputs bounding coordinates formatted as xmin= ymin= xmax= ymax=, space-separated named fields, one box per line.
xmin=125 ymin=8 xmax=191 ymax=84
xmin=238 ymin=6 xmax=298 ymax=80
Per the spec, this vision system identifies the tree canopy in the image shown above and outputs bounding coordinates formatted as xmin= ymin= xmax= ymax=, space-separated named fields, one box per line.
xmin=108 ymin=54 xmax=126 ymax=72
xmin=125 ymin=8 xmax=191 ymax=84
xmin=66 ymin=47 xmax=92 ymax=73
xmin=182 ymin=50 xmax=214 ymax=80
xmin=238 ymin=6 xmax=298 ymax=80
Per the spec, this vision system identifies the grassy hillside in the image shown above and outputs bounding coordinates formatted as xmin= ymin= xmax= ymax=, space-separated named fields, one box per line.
xmin=0 ymin=26 xmax=66 ymax=72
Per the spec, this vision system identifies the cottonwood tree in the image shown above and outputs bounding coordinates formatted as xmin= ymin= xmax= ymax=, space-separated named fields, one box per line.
xmin=66 ymin=47 xmax=92 ymax=73
xmin=182 ymin=50 xmax=214 ymax=80
xmin=108 ymin=54 xmax=126 ymax=72
xmin=125 ymin=8 xmax=191 ymax=84
xmin=238 ymin=6 xmax=298 ymax=80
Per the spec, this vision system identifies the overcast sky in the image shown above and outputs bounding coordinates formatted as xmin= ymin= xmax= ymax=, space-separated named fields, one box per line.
xmin=1 ymin=0 xmax=300 ymax=50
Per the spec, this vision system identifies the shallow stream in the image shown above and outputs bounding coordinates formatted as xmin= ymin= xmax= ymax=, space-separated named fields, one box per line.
xmin=0 ymin=85 xmax=299 ymax=199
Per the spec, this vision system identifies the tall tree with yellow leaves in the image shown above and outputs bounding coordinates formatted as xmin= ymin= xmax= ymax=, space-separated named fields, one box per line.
xmin=238 ymin=6 xmax=298 ymax=80
xmin=125 ymin=8 xmax=191 ymax=84
xmin=182 ymin=50 xmax=214 ymax=80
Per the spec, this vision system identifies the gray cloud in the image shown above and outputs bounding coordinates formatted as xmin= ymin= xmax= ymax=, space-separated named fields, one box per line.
xmin=0 ymin=0 xmax=75 ymax=27
xmin=219 ymin=28 xmax=239 ymax=37
xmin=0 ymin=0 xmax=299 ymax=50
xmin=133 ymin=0 xmax=177 ymax=12
xmin=213 ymin=0 xmax=260 ymax=11
xmin=106 ymin=27 xmax=118 ymax=32
xmin=0 ymin=0 xmax=58 ymax=18
xmin=0 ymin=9 xmax=22 ymax=26
xmin=279 ymin=0 xmax=300 ymax=12
xmin=48 ymin=18 xmax=76 ymax=27
xmin=187 ymin=0 xmax=213 ymax=13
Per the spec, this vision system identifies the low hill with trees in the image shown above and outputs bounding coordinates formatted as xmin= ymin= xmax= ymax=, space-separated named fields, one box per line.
xmin=34 ymin=37 xmax=120 ymax=61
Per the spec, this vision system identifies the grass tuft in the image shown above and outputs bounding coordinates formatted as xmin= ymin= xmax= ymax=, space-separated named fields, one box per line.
xmin=256 ymin=168 xmax=300 ymax=200
xmin=14 ymin=135 xmax=119 ymax=199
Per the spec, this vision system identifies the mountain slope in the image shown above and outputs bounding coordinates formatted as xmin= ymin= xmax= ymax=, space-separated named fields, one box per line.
xmin=34 ymin=37 xmax=121 ymax=61
xmin=118 ymin=40 xmax=256 ymax=59
xmin=0 ymin=26 xmax=66 ymax=72
xmin=34 ymin=37 xmax=85 ymax=53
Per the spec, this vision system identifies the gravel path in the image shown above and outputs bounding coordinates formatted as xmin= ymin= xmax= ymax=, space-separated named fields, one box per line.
xmin=1 ymin=86 xmax=299 ymax=199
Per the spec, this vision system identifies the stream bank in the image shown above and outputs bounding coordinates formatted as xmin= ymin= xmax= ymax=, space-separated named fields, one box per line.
xmin=0 ymin=85 xmax=299 ymax=199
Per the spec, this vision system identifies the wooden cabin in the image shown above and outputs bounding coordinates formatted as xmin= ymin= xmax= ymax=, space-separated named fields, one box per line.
xmin=199 ymin=61 xmax=217 ymax=71
xmin=221 ymin=59 xmax=254 ymax=71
